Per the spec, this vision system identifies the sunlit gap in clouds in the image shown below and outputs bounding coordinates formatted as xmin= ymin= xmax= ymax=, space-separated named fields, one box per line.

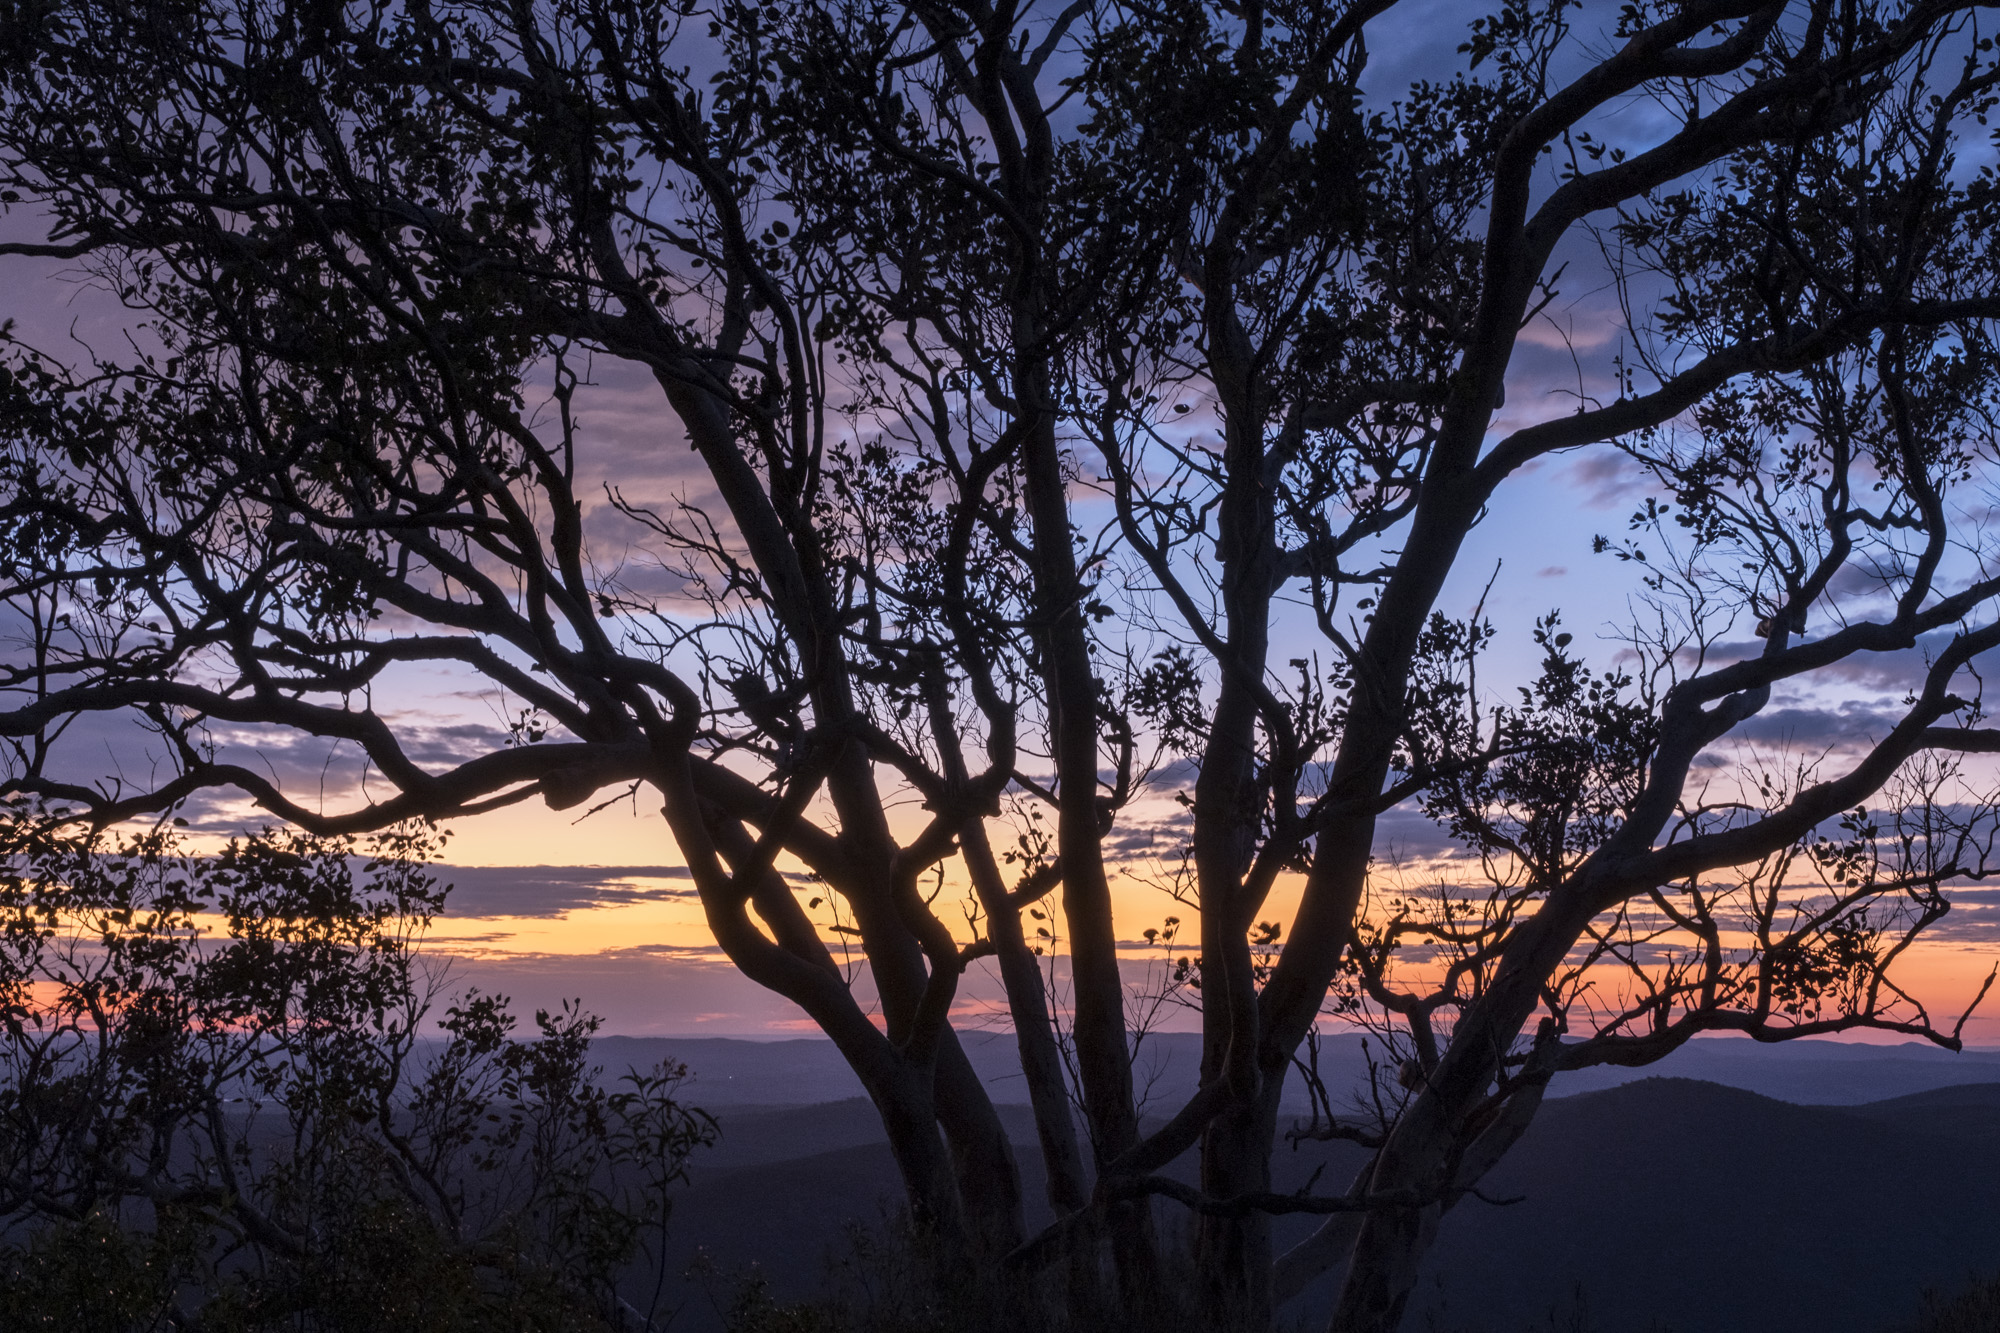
xmin=365 ymin=815 xmax=2000 ymax=1045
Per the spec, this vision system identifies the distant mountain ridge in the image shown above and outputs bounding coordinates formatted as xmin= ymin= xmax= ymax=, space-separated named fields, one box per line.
xmin=649 ymin=1078 xmax=2000 ymax=1333
xmin=595 ymin=1030 xmax=2000 ymax=1110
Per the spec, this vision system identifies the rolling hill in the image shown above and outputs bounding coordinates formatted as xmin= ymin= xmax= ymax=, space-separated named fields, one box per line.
xmin=642 ymin=1077 xmax=2000 ymax=1332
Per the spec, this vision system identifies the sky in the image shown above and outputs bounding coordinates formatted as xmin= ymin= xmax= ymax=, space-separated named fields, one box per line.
xmin=8 ymin=0 xmax=2000 ymax=1046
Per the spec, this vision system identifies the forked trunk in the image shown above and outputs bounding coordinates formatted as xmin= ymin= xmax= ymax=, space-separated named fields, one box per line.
xmin=868 ymin=1067 xmax=974 ymax=1253
xmin=1328 ymin=903 xmax=1588 ymax=1330
xmin=1323 ymin=1064 xmax=1461 ymax=1332
xmin=936 ymin=1033 xmax=1029 ymax=1255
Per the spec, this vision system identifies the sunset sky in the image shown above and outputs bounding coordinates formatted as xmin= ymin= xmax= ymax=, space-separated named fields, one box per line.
xmin=215 ymin=401 xmax=2000 ymax=1043
xmin=10 ymin=0 xmax=2000 ymax=1047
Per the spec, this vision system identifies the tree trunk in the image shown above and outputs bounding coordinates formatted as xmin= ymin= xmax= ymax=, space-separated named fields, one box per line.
xmin=1188 ymin=303 xmax=1287 ymax=1330
xmin=1196 ymin=1071 xmax=1284 ymax=1328
xmin=936 ymin=1029 xmax=1028 ymax=1255
xmin=1328 ymin=896 xmax=1591 ymax=1330
xmin=1324 ymin=1113 xmax=1450 ymax=1332
xmin=1018 ymin=404 xmax=1157 ymax=1296
xmin=867 ymin=1064 xmax=974 ymax=1251
xmin=962 ymin=820 xmax=1092 ymax=1218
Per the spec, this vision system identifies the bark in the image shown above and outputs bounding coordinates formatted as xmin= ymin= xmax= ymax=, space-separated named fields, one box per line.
xmin=655 ymin=753 xmax=975 ymax=1246
xmin=868 ymin=1063 xmax=974 ymax=1251
xmin=1272 ymin=1160 xmax=1375 ymax=1307
xmin=963 ymin=821 xmax=1092 ymax=1217
xmin=1021 ymin=404 xmax=1158 ymax=1292
xmin=1195 ymin=1074 xmax=1286 ymax=1326
xmin=935 ymin=1031 xmax=1029 ymax=1255
xmin=806 ymin=775 xmax=1027 ymax=1253
xmin=1326 ymin=903 xmax=1588 ymax=1330
xmin=1189 ymin=365 xmax=1287 ymax=1328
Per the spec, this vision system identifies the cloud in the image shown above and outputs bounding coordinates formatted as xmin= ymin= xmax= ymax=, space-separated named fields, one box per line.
xmin=1545 ymin=444 xmax=1655 ymax=510
xmin=1139 ymin=758 xmax=1200 ymax=792
xmin=1896 ymin=898 xmax=2000 ymax=945
xmin=1105 ymin=818 xmax=1186 ymax=857
xmin=1730 ymin=702 xmax=1908 ymax=749
xmin=1368 ymin=801 xmax=1462 ymax=862
xmin=433 ymin=864 xmax=697 ymax=918
xmin=1823 ymin=560 xmax=1911 ymax=607
xmin=1679 ymin=628 xmax=2000 ymax=702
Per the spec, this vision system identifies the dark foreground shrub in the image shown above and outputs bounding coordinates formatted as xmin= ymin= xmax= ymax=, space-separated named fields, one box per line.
xmin=700 ymin=1219 xmax=1291 ymax=1333
xmin=1904 ymin=1273 xmax=2000 ymax=1333
xmin=0 ymin=810 xmax=715 ymax=1331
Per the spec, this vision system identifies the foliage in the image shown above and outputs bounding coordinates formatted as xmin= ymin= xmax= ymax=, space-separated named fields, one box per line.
xmin=703 ymin=1221 xmax=1236 ymax=1333
xmin=0 ymin=808 xmax=714 ymax=1331
xmin=3 ymin=1 xmax=2000 ymax=1330
xmin=1906 ymin=1272 xmax=2000 ymax=1333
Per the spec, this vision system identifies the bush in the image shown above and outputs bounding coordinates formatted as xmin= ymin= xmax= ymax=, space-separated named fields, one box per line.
xmin=699 ymin=1218 xmax=1267 ymax=1333
xmin=1904 ymin=1274 xmax=2000 ymax=1333
xmin=0 ymin=807 xmax=714 ymax=1331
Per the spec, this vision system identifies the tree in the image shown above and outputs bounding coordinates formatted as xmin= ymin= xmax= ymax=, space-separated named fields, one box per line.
xmin=3 ymin=0 xmax=2000 ymax=1329
xmin=0 ymin=811 xmax=714 ymax=1330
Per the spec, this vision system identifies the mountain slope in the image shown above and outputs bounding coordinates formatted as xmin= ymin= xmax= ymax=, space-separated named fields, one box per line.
xmin=652 ymin=1078 xmax=2000 ymax=1333
xmin=1381 ymin=1078 xmax=2000 ymax=1332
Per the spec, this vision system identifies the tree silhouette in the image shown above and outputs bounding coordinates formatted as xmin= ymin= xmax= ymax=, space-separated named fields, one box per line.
xmin=0 ymin=814 xmax=712 ymax=1330
xmin=4 ymin=1 xmax=2000 ymax=1328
